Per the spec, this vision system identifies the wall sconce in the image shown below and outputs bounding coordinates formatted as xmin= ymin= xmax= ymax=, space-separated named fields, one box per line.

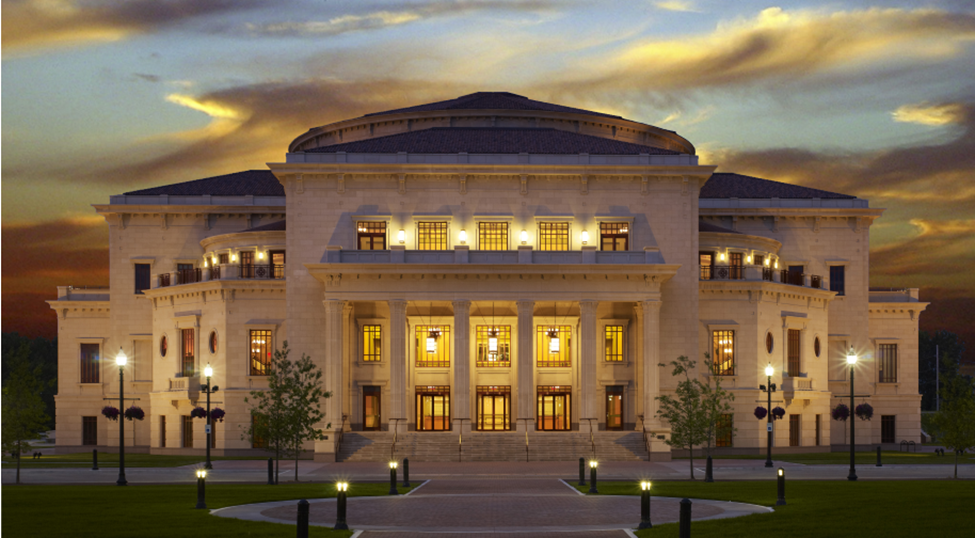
xmin=257 ymin=251 xmax=265 ymax=260
xmin=746 ymin=255 xmax=752 ymax=264
xmin=718 ymin=252 xmax=726 ymax=261
xmin=765 ymin=258 xmax=771 ymax=266
xmin=520 ymin=230 xmax=528 ymax=245
xmin=459 ymin=229 xmax=467 ymax=245
xmin=230 ymin=254 xmax=237 ymax=262
xmin=581 ymin=230 xmax=589 ymax=245
xmin=774 ymin=260 xmax=779 ymax=268
xmin=398 ymin=229 xmax=406 ymax=244
xmin=203 ymin=260 xmax=208 ymax=268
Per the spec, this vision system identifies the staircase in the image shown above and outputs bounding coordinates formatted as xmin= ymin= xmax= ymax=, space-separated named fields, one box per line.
xmin=337 ymin=430 xmax=648 ymax=462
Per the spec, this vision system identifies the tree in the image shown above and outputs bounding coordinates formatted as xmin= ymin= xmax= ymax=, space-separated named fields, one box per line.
xmin=2 ymin=333 xmax=58 ymax=429
xmin=656 ymin=355 xmax=708 ymax=479
xmin=699 ymin=354 xmax=736 ymax=467
xmin=919 ymin=331 xmax=966 ymax=411
xmin=2 ymin=342 xmax=52 ymax=484
xmin=244 ymin=342 xmax=330 ymax=483
xmin=930 ymin=370 xmax=975 ymax=479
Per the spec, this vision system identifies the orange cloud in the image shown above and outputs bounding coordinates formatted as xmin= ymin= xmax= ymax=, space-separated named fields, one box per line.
xmin=892 ymin=102 xmax=968 ymax=126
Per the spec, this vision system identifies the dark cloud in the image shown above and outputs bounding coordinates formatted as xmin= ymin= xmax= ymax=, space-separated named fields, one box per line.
xmin=134 ymin=73 xmax=161 ymax=83
xmin=917 ymin=288 xmax=975 ymax=364
xmin=2 ymin=292 xmax=59 ymax=340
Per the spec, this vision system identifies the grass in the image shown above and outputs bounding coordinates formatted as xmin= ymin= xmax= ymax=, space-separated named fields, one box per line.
xmin=677 ymin=450 xmax=975 ymax=465
xmin=1 ymin=482 xmax=415 ymax=537
xmin=574 ymin=480 xmax=974 ymax=538
xmin=2 ymin=453 xmax=271 ymax=469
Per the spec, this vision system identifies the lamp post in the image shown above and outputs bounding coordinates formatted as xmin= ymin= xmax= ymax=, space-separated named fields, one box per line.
xmin=389 ymin=461 xmax=398 ymax=495
xmin=847 ymin=347 xmax=858 ymax=482
xmin=760 ymin=363 xmax=776 ymax=468
xmin=116 ymin=348 xmax=128 ymax=486
xmin=334 ymin=482 xmax=349 ymax=530
xmin=588 ymin=460 xmax=598 ymax=494
xmin=201 ymin=364 xmax=219 ymax=470
xmin=196 ymin=469 xmax=207 ymax=509
xmin=638 ymin=480 xmax=652 ymax=529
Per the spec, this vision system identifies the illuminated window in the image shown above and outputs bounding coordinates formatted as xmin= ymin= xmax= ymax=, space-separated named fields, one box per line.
xmin=181 ymin=328 xmax=195 ymax=377
xmin=537 ymin=326 xmax=571 ymax=367
xmin=240 ymin=251 xmax=255 ymax=278
xmin=476 ymin=325 xmax=511 ymax=367
xmin=699 ymin=252 xmax=714 ymax=280
xmin=605 ymin=325 xmax=624 ymax=362
xmin=415 ymin=325 xmax=451 ymax=367
xmin=80 ymin=343 xmax=100 ymax=383
xmin=600 ymin=223 xmax=629 ymax=251
xmin=250 ymin=329 xmax=272 ymax=376
xmin=879 ymin=344 xmax=898 ymax=383
xmin=538 ymin=222 xmax=569 ymax=251
xmin=417 ymin=222 xmax=448 ymax=250
xmin=357 ymin=221 xmax=386 ymax=250
xmin=270 ymin=250 xmax=286 ymax=279
xmin=716 ymin=414 xmax=734 ymax=447
xmin=729 ymin=252 xmax=743 ymax=279
xmin=478 ymin=222 xmax=508 ymax=250
xmin=362 ymin=325 xmax=382 ymax=362
xmin=712 ymin=330 xmax=735 ymax=375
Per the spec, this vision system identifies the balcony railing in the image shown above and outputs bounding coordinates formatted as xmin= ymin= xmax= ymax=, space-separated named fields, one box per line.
xmin=159 ymin=273 xmax=171 ymax=287
xmin=699 ymin=266 xmax=827 ymax=290
xmin=240 ymin=263 xmax=285 ymax=279
xmin=153 ymin=263 xmax=286 ymax=290
xmin=701 ymin=265 xmax=743 ymax=280
xmin=178 ymin=268 xmax=202 ymax=285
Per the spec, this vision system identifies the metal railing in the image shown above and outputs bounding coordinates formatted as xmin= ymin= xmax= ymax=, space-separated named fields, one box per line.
xmin=178 ymin=268 xmax=202 ymax=284
xmin=453 ymin=418 xmax=471 ymax=462
xmin=239 ymin=263 xmax=285 ymax=279
xmin=763 ymin=267 xmax=774 ymax=281
xmin=582 ymin=418 xmax=597 ymax=460
xmin=389 ymin=418 xmax=405 ymax=460
xmin=159 ymin=273 xmax=171 ymax=287
xmin=639 ymin=415 xmax=652 ymax=461
xmin=516 ymin=418 xmax=532 ymax=462
xmin=208 ymin=266 xmax=221 ymax=280
xmin=700 ymin=265 xmax=743 ymax=280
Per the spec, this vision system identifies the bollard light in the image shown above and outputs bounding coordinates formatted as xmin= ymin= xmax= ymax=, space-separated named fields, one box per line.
xmin=296 ymin=499 xmax=310 ymax=538
xmin=334 ymin=482 xmax=349 ymax=530
xmin=776 ymin=467 xmax=786 ymax=506
xmin=402 ymin=457 xmax=411 ymax=487
xmin=679 ymin=498 xmax=692 ymax=538
xmin=638 ymin=481 xmax=653 ymax=529
xmin=196 ymin=469 xmax=207 ymax=509
xmin=588 ymin=460 xmax=598 ymax=494
xmin=389 ymin=461 xmax=399 ymax=495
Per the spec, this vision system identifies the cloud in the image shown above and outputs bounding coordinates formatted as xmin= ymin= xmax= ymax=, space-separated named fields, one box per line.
xmin=2 ymin=0 xmax=266 ymax=54
xmin=870 ymin=219 xmax=975 ymax=277
xmin=652 ymin=1 xmax=698 ymax=13
xmin=892 ymin=102 xmax=968 ymax=126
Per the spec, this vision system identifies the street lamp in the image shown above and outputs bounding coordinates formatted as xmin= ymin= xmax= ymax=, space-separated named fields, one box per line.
xmin=116 ymin=348 xmax=128 ymax=486
xmin=201 ymin=364 xmax=220 ymax=470
xmin=760 ymin=363 xmax=777 ymax=468
xmin=847 ymin=347 xmax=858 ymax=482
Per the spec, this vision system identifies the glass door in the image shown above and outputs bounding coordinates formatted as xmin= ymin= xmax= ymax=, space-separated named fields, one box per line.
xmin=363 ymin=386 xmax=381 ymax=431
xmin=416 ymin=386 xmax=451 ymax=431
xmin=606 ymin=386 xmax=623 ymax=431
xmin=477 ymin=386 xmax=511 ymax=431
xmin=537 ymin=386 xmax=571 ymax=431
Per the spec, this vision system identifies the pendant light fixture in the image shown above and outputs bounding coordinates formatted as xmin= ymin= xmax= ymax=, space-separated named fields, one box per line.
xmin=426 ymin=302 xmax=440 ymax=354
xmin=548 ymin=301 xmax=560 ymax=354
xmin=487 ymin=302 xmax=499 ymax=360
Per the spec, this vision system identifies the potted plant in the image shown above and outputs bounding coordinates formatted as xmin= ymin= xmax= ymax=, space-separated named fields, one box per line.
xmin=101 ymin=406 xmax=120 ymax=421
xmin=855 ymin=402 xmax=874 ymax=421
xmin=754 ymin=406 xmax=768 ymax=420
xmin=190 ymin=406 xmax=207 ymax=419
xmin=210 ymin=408 xmax=226 ymax=422
xmin=771 ymin=406 xmax=786 ymax=421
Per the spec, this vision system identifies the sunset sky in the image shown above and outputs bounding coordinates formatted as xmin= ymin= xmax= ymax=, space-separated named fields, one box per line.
xmin=3 ymin=0 xmax=974 ymax=360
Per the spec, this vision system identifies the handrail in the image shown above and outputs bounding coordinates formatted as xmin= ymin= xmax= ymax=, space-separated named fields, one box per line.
xmin=516 ymin=418 xmax=532 ymax=462
xmin=389 ymin=418 xmax=405 ymax=460
xmin=639 ymin=415 xmax=652 ymax=461
xmin=334 ymin=413 xmax=348 ymax=461
xmin=453 ymin=418 xmax=471 ymax=462
xmin=582 ymin=418 xmax=597 ymax=460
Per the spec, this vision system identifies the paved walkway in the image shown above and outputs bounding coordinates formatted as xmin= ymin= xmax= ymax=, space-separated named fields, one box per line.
xmin=212 ymin=477 xmax=771 ymax=536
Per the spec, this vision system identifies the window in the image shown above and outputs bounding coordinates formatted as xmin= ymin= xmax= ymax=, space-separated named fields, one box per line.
xmin=754 ymin=254 xmax=765 ymax=266
xmin=240 ymin=251 xmax=254 ymax=278
xmin=815 ymin=414 xmax=821 ymax=446
xmin=135 ymin=263 xmax=151 ymax=294
xmin=766 ymin=332 xmax=774 ymax=354
xmin=787 ymin=329 xmax=801 ymax=377
xmin=600 ymin=222 xmax=629 ymax=251
xmin=357 ymin=221 xmax=387 ymax=250
xmin=219 ymin=253 xmax=229 ymax=265
xmin=478 ymin=222 xmax=509 ymax=250
xmin=251 ymin=414 xmax=268 ymax=448
xmin=881 ymin=415 xmax=896 ymax=444
xmin=716 ymin=414 xmax=734 ymax=447
xmin=879 ymin=344 xmax=898 ymax=383
xmin=417 ymin=222 xmax=448 ymax=250
xmin=160 ymin=416 xmax=167 ymax=448
xmin=830 ymin=266 xmax=846 ymax=296
xmin=177 ymin=263 xmax=193 ymax=272
xmin=182 ymin=415 xmax=194 ymax=448
xmin=82 ymin=417 xmax=97 ymax=446
xmin=699 ymin=252 xmax=713 ymax=280
xmin=537 ymin=326 xmax=571 ymax=367
xmin=209 ymin=331 xmax=218 ymax=354
xmin=605 ymin=325 xmax=624 ymax=362
xmin=789 ymin=414 xmax=800 ymax=446
xmin=814 ymin=337 xmax=821 ymax=357
xmin=538 ymin=222 xmax=569 ymax=251
xmin=362 ymin=325 xmax=382 ymax=362
xmin=476 ymin=325 xmax=511 ymax=367
xmin=712 ymin=330 xmax=735 ymax=375
xmin=160 ymin=335 xmax=168 ymax=357
xmin=415 ymin=325 xmax=451 ymax=367
xmin=250 ymin=329 xmax=273 ymax=375
xmin=270 ymin=250 xmax=286 ymax=279
xmin=80 ymin=343 xmax=100 ymax=383
xmin=729 ymin=252 xmax=743 ymax=279
xmin=180 ymin=328 xmax=195 ymax=377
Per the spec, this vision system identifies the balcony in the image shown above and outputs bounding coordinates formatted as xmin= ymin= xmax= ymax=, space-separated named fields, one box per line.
xmin=168 ymin=374 xmax=200 ymax=400
xmin=154 ymin=264 xmax=285 ymax=289
xmin=781 ymin=375 xmax=814 ymax=399
xmin=700 ymin=265 xmax=826 ymax=290
xmin=326 ymin=246 xmax=663 ymax=265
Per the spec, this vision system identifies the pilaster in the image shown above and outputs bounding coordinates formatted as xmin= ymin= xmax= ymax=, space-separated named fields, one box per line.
xmin=452 ymin=300 xmax=472 ymax=432
xmin=579 ymin=300 xmax=599 ymax=433
xmin=388 ymin=299 xmax=408 ymax=433
xmin=516 ymin=300 xmax=535 ymax=432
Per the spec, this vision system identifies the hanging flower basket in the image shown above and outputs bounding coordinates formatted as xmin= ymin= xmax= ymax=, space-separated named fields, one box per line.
xmin=832 ymin=404 xmax=850 ymax=421
xmin=855 ymin=403 xmax=874 ymax=421
xmin=124 ymin=406 xmax=145 ymax=421
xmin=771 ymin=406 xmax=786 ymax=421
xmin=190 ymin=406 xmax=208 ymax=419
xmin=210 ymin=408 xmax=226 ymax=423
xmin=754 ymin=406 xmax=768 ymax=420
xmin=101 ymin=406 xmax=120 ymax=421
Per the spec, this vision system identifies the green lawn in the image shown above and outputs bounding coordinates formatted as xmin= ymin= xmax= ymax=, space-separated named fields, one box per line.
xmin=1 ymin=482 xmax=415 ymax=537
xmin=680 ymin=450 xmax=975 ymax=465
xmin=2 ymin=452 xmax=271 ymax=469
xmin=575 ymin=480 xmax=974 ymax=538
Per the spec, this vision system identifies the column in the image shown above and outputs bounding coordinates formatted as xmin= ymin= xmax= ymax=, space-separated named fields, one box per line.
xmin=579 ymin=300 xmax=599 ymax=433
xmin=323 ymin=299 xmax=346 ymax=456
xmin=633 ymin=304 xmax=644 ymax=430
xmin=516 ymin=300 xmax=535 ymax=432
xmin=642 ymin=300 xmax=662 ymax=427
xmin=452 ymin=300 xmax=472 ymax=432
xmin=388 ymin=299 xmax=408 ymax=433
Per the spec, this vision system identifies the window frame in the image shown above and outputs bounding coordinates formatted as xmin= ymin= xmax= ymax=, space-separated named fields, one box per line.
xmin=362 ymin=324 xmax=382 ymax=362
xmin=356 ymin=221 xmax=388 ymax=250
xmin=599 ymin=222 xmax=630 ymax=251
xmin=416 ymin=221 xmax=449 ymax=250
xmin=787 ymin=329 xmax=801 ymax=377
xmin=135 ymin=263 xmax=151 ymax=294
xmin=536 ymin=325 xmax=572 ymax=368
xmin=711 ymin=330 xmax=735 ymax=375
xmin=604 ymin=325 xmax=625 ymax=362
xmin=80 ymin=343 xmax=100 ymax=384
xmin=415 ymin=325 xmax=451 ymax=368
xmin=180 ymin=328 xmax=195 ymax=378
xmin=249 ymin=328 xmax=274 ymax=376
xmin=879 ymin=343 xmax=898 ymax=383
xmin=475 ymin=325 xmax=511 ymax=367
xmin=477 ymin=221 xmax=510 ymax=251
xmin=829 ymin=265 xmax=846 ymax=296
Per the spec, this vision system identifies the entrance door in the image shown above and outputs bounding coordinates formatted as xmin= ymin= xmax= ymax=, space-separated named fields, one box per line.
xmin=416 ymin=386 xmax=451 ymax=431
xmin=606 ymin=386 xmax=624 ymax=431
xmin=537 ymin=386 xmax=571 ymax=431
xmin=477 ymin=386 xmax=511 ymax=431
xmin=363 ymin=386 xmax=381 ymax=431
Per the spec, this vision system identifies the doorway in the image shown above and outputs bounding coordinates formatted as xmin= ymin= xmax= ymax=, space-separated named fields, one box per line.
xmin=477 ymin=386 xmax=511 ymax=431
xmin=416 ymin=386 xmax=451 ymax=431
xmin=363 ymin=386 xmax=382 ymax=431
xmin=606 ymin=385 xmax=624 ymax=431
xmin=537 ymin=386 xmax=571 ymax=431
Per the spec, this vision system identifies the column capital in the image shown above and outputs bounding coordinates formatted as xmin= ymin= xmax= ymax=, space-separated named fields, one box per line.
xmin=451 ymin=299 xmax=472 ymax=311
xmin=388 ymin=299 xmax=408 ymax=310
xmin=579 ymin=299 xmax=599 ymax=314
xmin=323 ymin=299 xmax=347 ymax=313
xmin=641 ymin=299 xmax=662 ymax=313
xmin=516 ymin=299 xmax=535 ymax=312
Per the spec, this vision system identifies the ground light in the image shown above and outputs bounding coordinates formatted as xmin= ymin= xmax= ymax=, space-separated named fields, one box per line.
xmin=389 ymin=461 xmax=399 ymax=495
xmin=638 ymin=480 xmax=652 ymax=529
xmin=776 ymin=467 xmax=786 ymax=506
xmin=201 ymin=364 xmax=219 ymax=470
xmin=116 ymin=348 xmax=128 ymax=486
xmin=847 ymin=347 xmax=858 ymax=481
xmin=334 ymin=482 xmax=349 ymax=530
xmin=588 ymin=460 xmax=598 ymax=494
xmin=195 ymin=469 xmax=207 ymax=509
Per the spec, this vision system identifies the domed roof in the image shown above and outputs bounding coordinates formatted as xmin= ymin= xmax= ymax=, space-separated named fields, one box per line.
xmin=363 ymin=92 xmax=625 ymax=120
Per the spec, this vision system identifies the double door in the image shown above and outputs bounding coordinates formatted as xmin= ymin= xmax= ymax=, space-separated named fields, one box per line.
xmin=416 ymin=387 xmax=451 ymax=431
xmin=537 ymin=388 xmax=571 ymax=431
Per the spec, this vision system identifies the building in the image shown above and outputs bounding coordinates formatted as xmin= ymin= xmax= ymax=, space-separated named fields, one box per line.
xmin=50 ymin=92 xmax=928 ymax=461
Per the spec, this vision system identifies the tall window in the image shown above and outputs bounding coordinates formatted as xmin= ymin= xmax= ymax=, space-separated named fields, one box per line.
xmin=135 ymin=263 xmax=151 ymax=294
xmin=729 ymin=252 xmax=743 ymax=279
xmin=160 ymin=416 xmax=167 ymax=448
xmin=879 ymin=344 xmax=898 ymax=383
xmin=180 ymin=329 xmax=195 ymax=377
xmin=815 ymin=414 xmax=821 ymax=446
xmin=82 ymin=417 xmax=97 ymax=446
xmin=538 ymin=222 xmax=569 ymax=251
xmin=754 ymin=254 xmax=765 ymax=266
xmin=80 ymin=343 xmax=100 ymax=383
xmin=600 ymin=223 xmax=629 ymax=251
xmin=415 ymin=325 xmax=451 ymax=367
xmin=270 ymin=251 xmax=286 ymax=279
xmin=881 ymin=415 xmax=896 ymax=444
xmin=788 ymin=329 xmax=801 ymax=377
xmin=182 ymin=415 xmax=194 ymax=448
xmin=789 ymin=415 xmax=800 ymax=447
xmin=476 ymin=325 xmax=511 ymax=367
xmin=830 ymin=266 xmax=846 ymax=296
xmin=604 ymin=325 xmax=624 ymax=362
xmin=219 ymin=253 xmax=229 ymax=265
xmin=357 ymin=222 xmax=387 ymax=250
xmin=417 ymin=222 xmax=448 ymax=250
xmin=240 ymin=251 xmax=254 ymax=278
xmin=362 ymin=325 xmax=382 ymax=362
xmin=250 ymin=329 xmax=272 ymax=375
xmin=537 ymin=326 xmax=572 ymax=367
xmin=699 ymin=252 xmax=713 ymax=280
xmin=478 ymin=222 xmax=508 ymax=250
xmin=712 ymin=330 xmax=735 ymax=375
xmin=716 ymin=414 xmax=734 ymax=447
